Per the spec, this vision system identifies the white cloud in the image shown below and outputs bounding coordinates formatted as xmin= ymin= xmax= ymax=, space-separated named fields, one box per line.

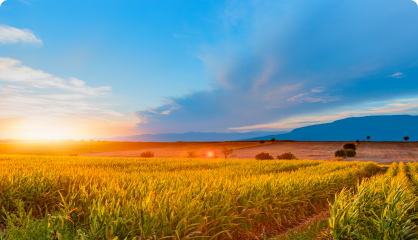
xmin=69 ymin=78 xmax=86 ymax=87
xmin=287 ymin=88 xmax=339 ymax=103
xmin=0 ymin=0 xmax=6 ymax=7
xmin=0 ymin=59 xmax=137 ymax=139
xmin=287 ymin=93 xmax=308 ymax=102
xmin=311 ymin=87 xmax=325 ymax=93
xmin=391 ymin=72 xmax=406 ymax=78
xmin=0 ymin=57 xmax=111 ymax=96
xmin=0 ymin=25 xmax=42 ymax=45
xmin=413 ymin=0 xmax=418 ymax=7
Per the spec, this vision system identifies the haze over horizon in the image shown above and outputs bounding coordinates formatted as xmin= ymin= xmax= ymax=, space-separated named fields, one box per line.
xmin=1 ymin=0 xmax=418 ymax=140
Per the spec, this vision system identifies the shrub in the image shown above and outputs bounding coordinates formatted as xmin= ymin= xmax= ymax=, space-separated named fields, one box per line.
xmin=334 ymin=149 xmax=347 ymax=158
xmin=186 ymin=151 xmax=198 ymax=158
xmin=221 ymin=148 xmax=233 ymax=159
xmin=259 ymin=140 xmax=265 ymax=144
xmin=255 ymin=152 xmax=274 ymax=160
xmin=345 ymin=149 xmax=356 ymax=157
xmin=277 ymin=152 xmax=297 ymax=160
xmin=271 ymin=138 xmax=276 ymax=143
xmin=343 ymin=143 xmax=357 ymax=150
xmin=356 ymin=140 xmax=360 ymax=143
xmin=140 ymin=151 xmax=155 ymax=158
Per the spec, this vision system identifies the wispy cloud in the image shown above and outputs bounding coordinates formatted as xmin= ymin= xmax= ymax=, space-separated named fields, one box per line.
xmin=0 ymin=25 xmax=42 ymax=45
xmin=0 ymin=58 xmax=110 ymax=96
xmin=311 ymin=87 xmax=325 ymax=93
xmin=391 ymin=72 xmax=406 ymax=78
xmin=0 ymin=57 xmax=137 ymax=139
xmin=231 ymin=97 xmax=418 ymax=131
xmin=132 ymin=0 xmax=418 ymax=134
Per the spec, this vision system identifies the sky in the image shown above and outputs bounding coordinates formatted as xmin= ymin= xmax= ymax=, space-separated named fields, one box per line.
xmin=1 ymin=0 xmax=418 ymax=140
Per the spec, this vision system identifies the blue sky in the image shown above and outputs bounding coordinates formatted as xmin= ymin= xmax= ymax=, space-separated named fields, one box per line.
xmin=1 ymin=0 xmax=418 ymax=139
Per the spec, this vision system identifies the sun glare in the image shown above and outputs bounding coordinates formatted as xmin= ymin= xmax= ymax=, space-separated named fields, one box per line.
xmin=20 ymin=125 xmax=84 ymax=140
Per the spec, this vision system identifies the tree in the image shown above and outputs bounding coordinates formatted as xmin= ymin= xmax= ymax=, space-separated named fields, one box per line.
xmin=345 ymin=149 xmax=356 ymax=157
xmin=343 ymin=143 xmax=357 ymax=150
xmin=259 ymin=140 xmax=265 ymax=144
xmin=367 ymin=136 xmax=370 ymax=141
xmin=140 ymin=151 xmax=155 ymax=158
xmin=335 ymin=149 xmax=347 ymax=158
xmin=404 ymin=136 xmax=410 ymax=142
xmin=255 ymin=152 xmax=274 ymax=160
xmin=277 ymin=152 xmax=297 ymax=160
xmin=221 ymin=148 xmax=233 ymax=159
xmin=271 ymin=138 xmax=276 ymax=143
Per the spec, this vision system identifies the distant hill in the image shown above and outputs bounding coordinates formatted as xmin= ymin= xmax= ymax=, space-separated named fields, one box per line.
xmin=247 ymin=115 xmax=418 ymax=141
xmin=104 ymin=131 xmax=288 ymax=142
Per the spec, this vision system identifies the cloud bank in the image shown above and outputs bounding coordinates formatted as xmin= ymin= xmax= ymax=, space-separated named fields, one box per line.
xmin=0 ymin=57 xmax=135 ymax=139
xmin=0 ymin=25 xmax=42 ymax=45
xmin=135 ymin=0 xmax=418 ymax=134
xmin=0 ymin=58 xmax=110 ymax=95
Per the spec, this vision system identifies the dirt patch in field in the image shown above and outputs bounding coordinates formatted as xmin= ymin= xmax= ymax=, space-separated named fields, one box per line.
xmin=354 ymin=141 xmax=418 ymax=164
xmin=230 ymin=141 xmax=343 ymax=160
xmin=80 ymin=141 xmax=272 ymax=158
xmin=81 ymin=141 xmax=418 ymax=163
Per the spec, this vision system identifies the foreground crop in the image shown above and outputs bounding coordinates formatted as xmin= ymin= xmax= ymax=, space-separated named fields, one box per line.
xmin=329 ymin=162 xmax=418 ymax=239
xmin=0 ymin=156 xmax=378 ymax=239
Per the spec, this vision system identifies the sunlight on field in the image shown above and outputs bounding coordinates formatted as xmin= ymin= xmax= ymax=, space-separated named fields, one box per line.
xmin=0 ymin=155 xmax=379 ymax=239
xmin=0 ymin=140 xmax=270 ymax=157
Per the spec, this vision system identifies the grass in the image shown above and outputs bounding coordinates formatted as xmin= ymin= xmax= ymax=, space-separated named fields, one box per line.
xmin=0 ymin=156 xmax=379 ymax=239
xmin=273 ymin=220 xmax=329 ymax=240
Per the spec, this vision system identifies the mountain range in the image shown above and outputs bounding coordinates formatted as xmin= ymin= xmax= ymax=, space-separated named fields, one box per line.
xmin=248 ymin=115 xmax=418 ymax=141
xmin=103 ymin=131 xmax=288 ymax=142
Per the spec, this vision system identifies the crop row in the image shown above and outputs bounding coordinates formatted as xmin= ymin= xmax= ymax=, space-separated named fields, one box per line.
xmin=329 ymin=162 xmax=418 ymax=239
xmin=0 ymin=156 xmax=378 ymax=239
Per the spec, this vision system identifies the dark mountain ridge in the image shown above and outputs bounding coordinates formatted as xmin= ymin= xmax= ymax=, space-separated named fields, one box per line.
xmin=104 ymin=131 xmax=288 ymax=142
xmin=248 ymin=115 xmax=418 ymax=141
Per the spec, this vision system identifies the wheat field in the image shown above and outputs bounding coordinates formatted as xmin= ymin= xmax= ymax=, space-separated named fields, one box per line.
xmin=0 ymin=155 xmax=379 ymax=239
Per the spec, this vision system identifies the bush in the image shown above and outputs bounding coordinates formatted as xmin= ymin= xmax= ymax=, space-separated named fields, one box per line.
xmin=255 ymin=152 xmax=274 ymax=160
xmin=259 ymin=140 xmax=265 ymax=144
xmin=334 ymin=149 xmax=347 ymax=158
xmin=356 ymin=140 xmax=360 ymax=143
xmin=277 ymin=152 xmax=297 ymax=160
xmin=186 ymin=151 xmax=198 ymax=158
xmin=343 ymin=143 xmax=357 ymax=150
xmin=140 ymin=151 xmax=155 ymax=158
xmin=345 ymin=149 xmax=356 ymax=157
xmin=271 ymin=138 xmax=276 ymax=143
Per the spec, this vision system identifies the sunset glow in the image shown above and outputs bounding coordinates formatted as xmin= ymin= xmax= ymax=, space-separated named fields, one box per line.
xmin=1 ymin=0 xmax=418 ymax=140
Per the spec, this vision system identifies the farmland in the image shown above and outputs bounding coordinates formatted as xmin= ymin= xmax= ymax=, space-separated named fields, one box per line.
xmin=82 ymin=141 xmax=418 ymax=163
xmin=0 ymin=141 xmax=270 ymax=157
xmin=0 ymin=155 xmax=378 ymax=239
xmin=2 ymin=141 xmax=418 ymax=163
xmin=2 ymin=142 xmax=418 ymax=239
